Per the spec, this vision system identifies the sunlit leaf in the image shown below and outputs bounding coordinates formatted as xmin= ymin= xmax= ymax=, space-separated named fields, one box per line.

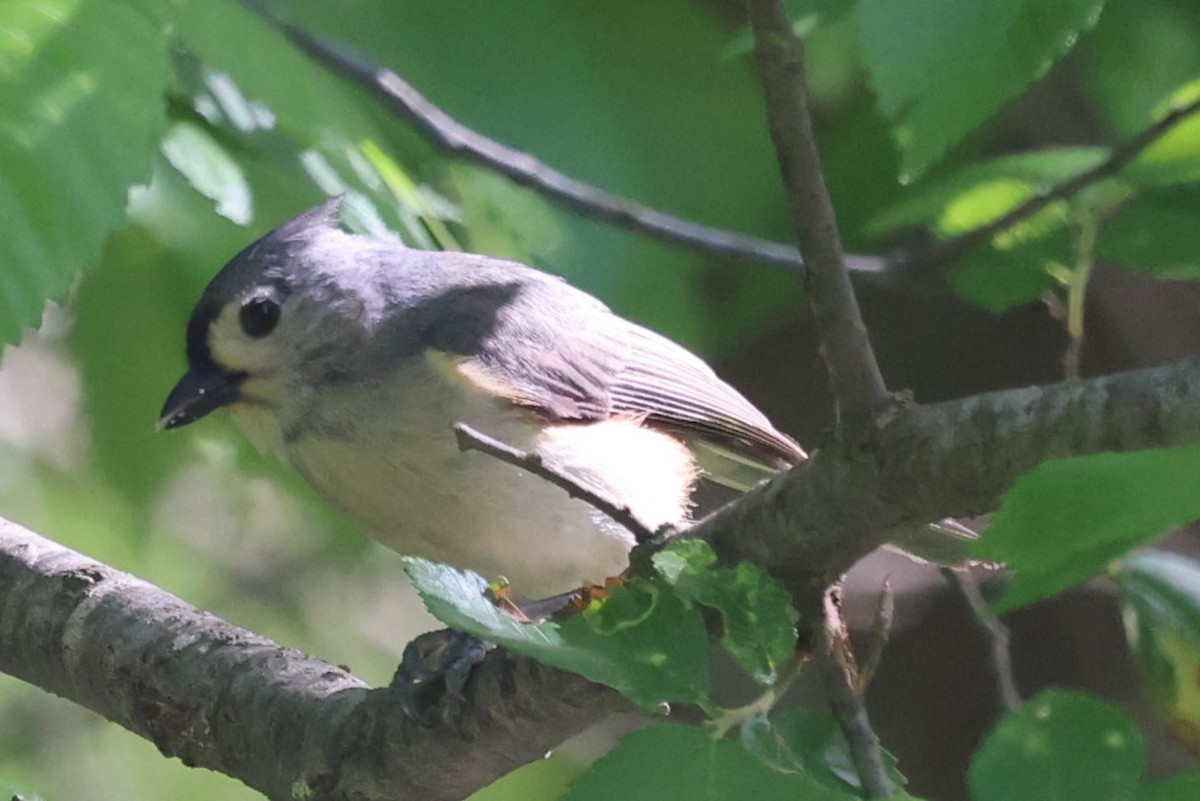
xmin=1125 ymin=80 xmax=1200 ymax=187
xmin=653 ymin=540 xmax=796 ymax=685
xmin=974 ymin=444 xmax=1200 ymax=613
xmin=868 ymin=148 xmax=1107 ymax=236
xmin=0 ymin=0 xmax=172 ymax=345
xmin=161 ymin=121 xmax=253 ymax=225
xmin=405 ymin=558 xmax=712 ymax=711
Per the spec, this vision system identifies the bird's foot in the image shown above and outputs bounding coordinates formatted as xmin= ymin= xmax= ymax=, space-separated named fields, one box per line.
xmin=390 ymin=628 xmax=494 ymax=724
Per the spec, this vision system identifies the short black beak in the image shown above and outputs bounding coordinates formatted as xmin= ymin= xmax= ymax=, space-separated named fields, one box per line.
xmin=158 ymin=368 xmax=244 ymax=431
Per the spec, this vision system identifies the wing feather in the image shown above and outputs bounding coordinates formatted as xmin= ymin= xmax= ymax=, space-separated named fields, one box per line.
xmin=450 ymin=271 xmax=806 ymax=474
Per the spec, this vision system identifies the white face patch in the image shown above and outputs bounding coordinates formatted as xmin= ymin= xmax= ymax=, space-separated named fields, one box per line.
xmin=206 ymin=300 xmax=279 ymax=376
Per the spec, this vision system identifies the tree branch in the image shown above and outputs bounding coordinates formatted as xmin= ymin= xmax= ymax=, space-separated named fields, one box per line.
xmin=694 ymin=359 xmax=1200 ymax=601
xmin=237 ymin=0 xmax=900 ymax=276
xmin=0 ymin=519 xmax=617 ymax=801
xmin=820 ymin=590 xmax=894 ymax=798
xmin=745 ymin=0 xmax=889 ymax=429
xmin=931 ymin=96 xmax=1200 ymax=268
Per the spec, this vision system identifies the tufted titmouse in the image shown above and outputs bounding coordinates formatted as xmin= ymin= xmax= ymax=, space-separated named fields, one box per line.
xmin=159 ymin=198 xmax=813 ymax=600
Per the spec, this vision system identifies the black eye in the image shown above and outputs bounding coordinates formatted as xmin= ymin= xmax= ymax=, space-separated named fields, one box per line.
xmin=239 ymin=297 xmax=280 ymax=338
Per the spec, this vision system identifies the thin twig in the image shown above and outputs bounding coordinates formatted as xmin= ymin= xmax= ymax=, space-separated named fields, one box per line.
xmin=745 ymin=0 xmax=889 ymax=430
xmin=452 ymin=422 xmax=663 ymax=545
xmin=239 ymin=0 xmax=896 ymax=276
xmin=820 ymin=590 xmax=894 ymax=798
xmin=856 ymin=579 xmax=894 ymax=692
xmin=932 ymin=96 xmax=1200 ymax=268
xmin=941 ymin=568 xmax=1021 ymax=714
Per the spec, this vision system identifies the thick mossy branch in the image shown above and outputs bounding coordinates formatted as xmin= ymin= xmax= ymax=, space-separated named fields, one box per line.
xmin=0 ymin=520 xmax=615 ymax=801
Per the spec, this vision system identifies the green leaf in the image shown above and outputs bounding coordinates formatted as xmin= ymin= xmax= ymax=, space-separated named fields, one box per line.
xmin=1081 ymin=1 xmax=1200 ymax=138
xmin=1139 ymin=773 xmax=1200 ymax=801
xmin=968 ymin=689 xmax=1145 ymax=801
xmin=173 ymin=0 xmax=449 ymax=247
xmin=1098 ymin=187 xmax=1200 ymax=280
xmin=947 ymin=232 xmax=1069 ymax=313
xmin=973 ymin=444 xmax=1200 ymax=613
xmin=868 ymin=148 xmax=1108 ymax=236
xmin=0 ymin=0 xmax=172 ymax=345
xmin=562 ymin=723 xmax=856 ymax=801
xmin=740 ymin=708 xmax=906 ymax=795
xmin=1125 ymin=80 xmax=1200 ymax=188
xmin=653 ymin=540 xmax=796 ymax=685
xmin=0 ymin=779 xmax=46 ymax=801
xmin=1113 ymin=550 xmax=1200 ymax=758
xmin=859 ymin=0 xmax=1107 ymax=179
xmin=161 ymin=121 xmax=253 ymax=225
xmin=404 ymin=558 xmax=712 ymax=712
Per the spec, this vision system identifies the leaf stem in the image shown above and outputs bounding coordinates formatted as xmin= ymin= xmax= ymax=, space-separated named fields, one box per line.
xmin=818 ymin=594 xmax=894 ymax=799
xmin=708 ymin=649 xmax=808 ymax=739
xmin=1062 ymin=215 xmax=1099 ymax=380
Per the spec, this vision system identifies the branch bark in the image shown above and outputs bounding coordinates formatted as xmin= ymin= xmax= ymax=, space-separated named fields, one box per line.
xmin=0 ymin=519 xmax=616 ymax=801
xmin=694 ymin=359 xmax=1200 ymax=599
xmin=745 ymin=0 xmax=889 ymax=430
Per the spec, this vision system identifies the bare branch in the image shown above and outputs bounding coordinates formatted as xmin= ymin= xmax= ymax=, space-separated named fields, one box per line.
xmin=453 ymin=422 xmax=665 ymax=546
xmin=856 ymin=579 xmax=895 ymax=691
xmin=820 ymin=591 xmax=894 ymax=798
xmin=932 ymin=96 xmax=1200 ymax=268
xmin=0 ymin=519 xmax=616 ymax=801
xmin=236 ymin=1 xmax=902 ymax=276
xmin=942 ymin=568 xmax=1021 ymax=714
xmin=745 ymin=0 xmax=889 ymax=429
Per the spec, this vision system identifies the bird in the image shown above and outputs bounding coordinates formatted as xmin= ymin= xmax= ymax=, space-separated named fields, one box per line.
xmin=160 ymin=198 xmax=808 ymax=603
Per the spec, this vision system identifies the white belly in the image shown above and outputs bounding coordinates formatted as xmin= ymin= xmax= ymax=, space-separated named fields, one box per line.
xmin=232 ymin=355 xmax=696 ymax=599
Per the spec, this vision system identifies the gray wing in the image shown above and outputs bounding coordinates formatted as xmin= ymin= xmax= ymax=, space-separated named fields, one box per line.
xmin=434 ymin=269 xmax=806 ymax=486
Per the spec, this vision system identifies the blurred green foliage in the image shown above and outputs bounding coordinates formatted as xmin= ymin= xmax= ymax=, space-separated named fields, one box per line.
xmin=561 ymin=723 xmax=856 ymax=801
xmin=1115 ymin=551 xmax=1200 ymax=760
xmin=2 ymin=0 xmax=1200 ymax=798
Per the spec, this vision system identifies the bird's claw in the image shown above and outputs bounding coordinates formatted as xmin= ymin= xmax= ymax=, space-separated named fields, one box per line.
xmin=390 ymin=629 xmax=494 ymax=723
